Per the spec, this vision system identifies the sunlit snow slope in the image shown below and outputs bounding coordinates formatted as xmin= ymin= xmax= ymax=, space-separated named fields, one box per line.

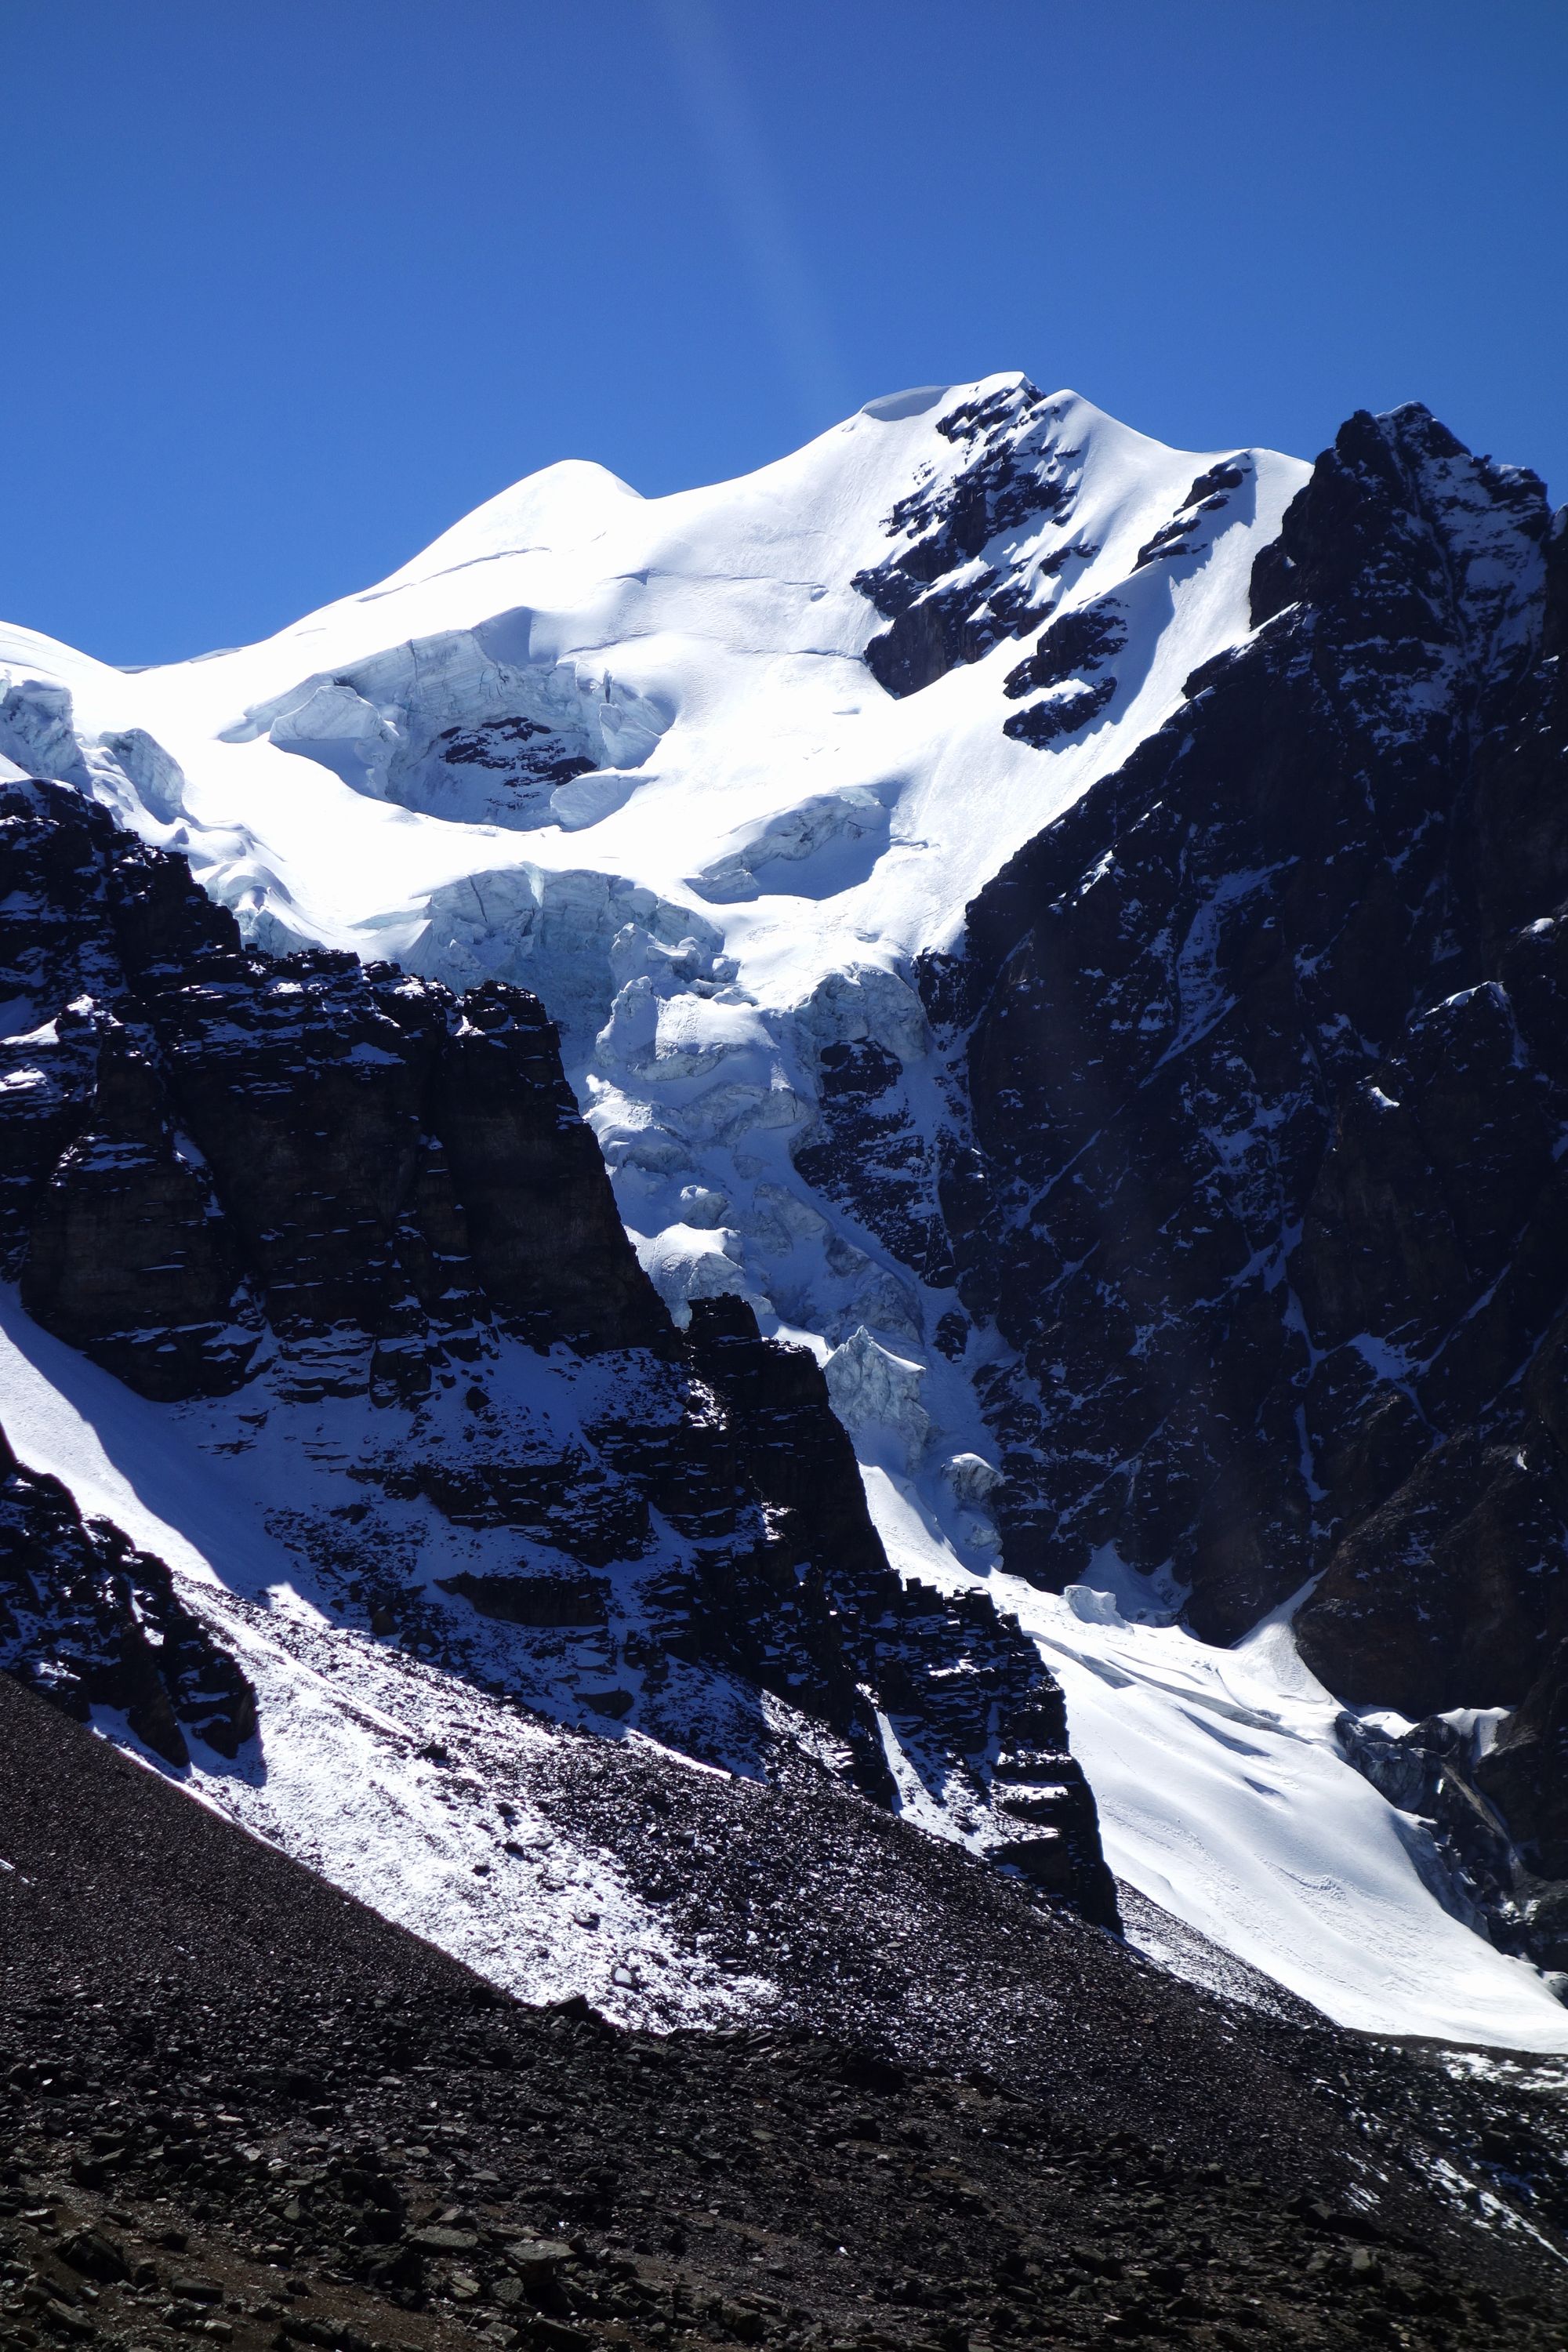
xmin=6 ymin=371 xmax=1566 ymax=2049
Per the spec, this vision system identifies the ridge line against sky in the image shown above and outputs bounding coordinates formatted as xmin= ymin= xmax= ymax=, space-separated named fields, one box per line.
xmin=2 ymin=0 xmax=1563 ymax=667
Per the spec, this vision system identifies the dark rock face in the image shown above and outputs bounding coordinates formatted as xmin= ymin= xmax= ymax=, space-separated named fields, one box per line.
xmin=790 ymin=1037 xmax=954 ymax=1286
xmin=430 ymin=982 xmax=669 ymax=1354
xmin=849 ymin=378 xmax=1259 ymax=745
xmin=673 ymin=1297 xmax=916 ymax=1795
xmin=851 ymin=379 xmax=1095 ymax=699
xmin=1298 ymin=1432 xmax=1567 ymax=1718
xmin=0 ymin=1424 xmax=256 ymax=1766
xmin=0 ymin=780 xmax=1113 ymax=1922
xmin=862 ymin=404 xmax=1568 ymax=1951
xmin=0 ymin=784 xmax=666 ymax=1397
xmin=667 ymin=1295 xmax=1117 ymax=1918
xmin=1001 ymin=597 xmax=1127 ymax=747
xmin=1486 ymin=1656 xmax=1568 ymax=1891
xmin=17 ymin=1029 xmax=260 ymax=1400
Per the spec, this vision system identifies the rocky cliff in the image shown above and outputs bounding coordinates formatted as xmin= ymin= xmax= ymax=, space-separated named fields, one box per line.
xmin=0 ymin=777 xmax=1115 ymax=1926
xmin=871 ymin=405 xmax=1568 ymax=1959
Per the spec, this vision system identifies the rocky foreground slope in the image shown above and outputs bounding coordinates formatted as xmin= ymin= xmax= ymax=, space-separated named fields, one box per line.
xmin=5 ymin=1671 xmax=1568 ymax=2352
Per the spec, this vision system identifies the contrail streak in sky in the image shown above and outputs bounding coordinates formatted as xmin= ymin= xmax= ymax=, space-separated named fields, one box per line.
xmin=657 ymin=0 xmax=853 ymax=430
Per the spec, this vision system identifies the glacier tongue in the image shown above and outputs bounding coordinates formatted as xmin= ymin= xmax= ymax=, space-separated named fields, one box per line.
xmin=9 ymin=370 xmax=1568 ymax=2047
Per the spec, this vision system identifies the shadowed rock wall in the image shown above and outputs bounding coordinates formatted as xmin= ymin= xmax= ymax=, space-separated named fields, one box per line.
xmin=902 ymin=405 xmax=1568 ymax=1958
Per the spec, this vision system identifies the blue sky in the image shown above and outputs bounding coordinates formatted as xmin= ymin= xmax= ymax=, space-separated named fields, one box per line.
xmin=5 ymin=0 xmax=1565 ymax=666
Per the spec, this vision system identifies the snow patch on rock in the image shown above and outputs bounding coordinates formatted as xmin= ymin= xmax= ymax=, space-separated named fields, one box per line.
xmin=634 ymin=1221 xmax=760 ymax=1325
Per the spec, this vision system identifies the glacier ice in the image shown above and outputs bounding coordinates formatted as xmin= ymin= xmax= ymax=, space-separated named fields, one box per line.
xmin=823 ymin=1326 xmax=931 ymax=1468
xmin=225 ymin=622 xmax=670 ymax=833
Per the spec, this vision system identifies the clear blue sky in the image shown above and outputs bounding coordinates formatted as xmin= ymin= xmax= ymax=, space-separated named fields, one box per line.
xmin=5 ymin=0 xmax=1565 ymax=667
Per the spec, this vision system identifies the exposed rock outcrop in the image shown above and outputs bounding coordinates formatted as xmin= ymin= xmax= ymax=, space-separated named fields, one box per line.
xmin=430 ymin=978 xmax=670 ymax=1352
xmin=0 ymin=1420 xmax=256 ymax=1766
xmin=851 ymin=379 xmax=1090 ymax=698
xmin=17 ymin=1028 xmax=260 ymax=1400
xmin=0 ymin=786 xmax=666 ymax=1397
xmin=666 ymin=1293 xmax=1117 ymax=1917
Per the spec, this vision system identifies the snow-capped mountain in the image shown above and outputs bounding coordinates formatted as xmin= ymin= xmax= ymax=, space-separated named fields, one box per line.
xmin=5 ymin=372 xmax=1568 ymax=2055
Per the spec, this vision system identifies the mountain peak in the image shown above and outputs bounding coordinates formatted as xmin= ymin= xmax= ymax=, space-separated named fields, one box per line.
xmin=8 ymin=385 xmax=1568 ymax=2062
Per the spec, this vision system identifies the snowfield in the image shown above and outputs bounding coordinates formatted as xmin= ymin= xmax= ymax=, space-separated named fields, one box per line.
xmin=6 ymin=370 xmax=1568 ymax=2052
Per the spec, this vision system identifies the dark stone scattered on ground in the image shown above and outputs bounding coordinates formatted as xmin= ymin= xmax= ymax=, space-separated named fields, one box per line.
xmin=5 ymin=1675 xmax=1568 ymax=2352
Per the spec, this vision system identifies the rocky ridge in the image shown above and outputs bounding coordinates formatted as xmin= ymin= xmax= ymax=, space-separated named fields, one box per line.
xmin=0 ymin=776 xmax=1112 ymax=1922
xmin=821 ymin=404 xmax=1568 ymax=1962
